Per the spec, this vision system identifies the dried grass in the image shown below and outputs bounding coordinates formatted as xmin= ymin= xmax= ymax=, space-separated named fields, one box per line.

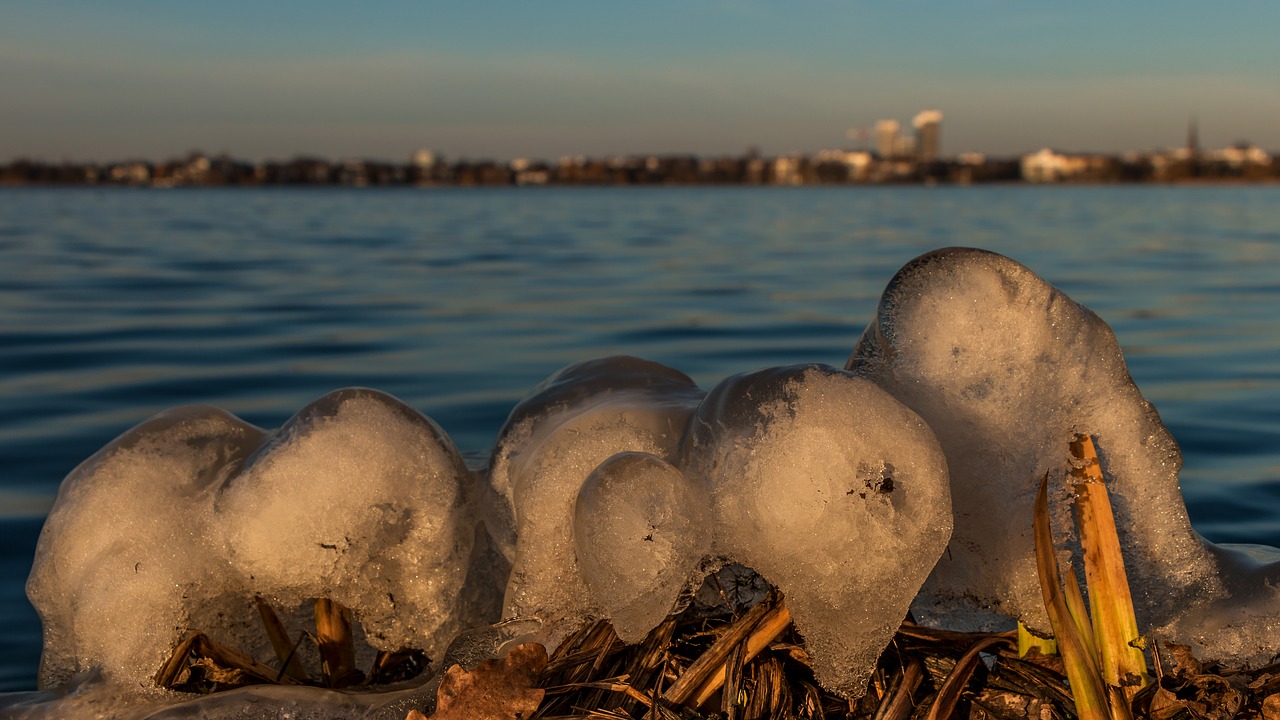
xmin=156 ymin=433 xmax=1280 ymax=718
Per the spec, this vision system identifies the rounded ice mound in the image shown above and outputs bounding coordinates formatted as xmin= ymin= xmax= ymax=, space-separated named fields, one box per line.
xmin=488 ymin=356 xmax=705 ymax=647
xmin=1163 ymin=544 xmax=1280 ymax=665
xmin=26 ymin=406 xmax=267 ymax=689
xmin=847 ymin=247 xmax=1220 ymax=635
xmin=573 ymin=452 xmax=712 ymax=643
xmin=220 ymin=388 xmax=478 ymax=659
xmin=679 ymin=364 xmax=952 ymax=698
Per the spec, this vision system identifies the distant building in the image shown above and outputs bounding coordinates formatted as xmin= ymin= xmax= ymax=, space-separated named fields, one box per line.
xmin=913 ymin=110 xmax=943 ymax=162
xmin=840 ymin=150 xmax=873 ymax=181
xmin=813 ymin=149 xmax=873 ymax=182
xmin=511 ymin=157 xmax=549 ymax=185
xmin=1021 ymin=148 xmax=1114 ymax=183
xmin=893 ymin=134 xmax=917 ymax=160
xmin=108 ymin=162 xmax=151 ymax=185
xmin=1021 ymin=148 xmax=1079 ymax=182
xmin=874 ymin=119 xmax=901 ymax=159
xmin=772 ymin=154 xmax=804 ymax=185
xmin=1215 ymin=142 xmax=1271 ymax=168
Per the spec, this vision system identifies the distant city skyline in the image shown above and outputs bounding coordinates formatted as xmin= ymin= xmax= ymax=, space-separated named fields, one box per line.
xmin=3 ymin=2 xmax=1278 ymax=163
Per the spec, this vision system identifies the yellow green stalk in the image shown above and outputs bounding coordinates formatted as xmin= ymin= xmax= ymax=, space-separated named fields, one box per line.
xmin=1017 ymin=621 xmax=1058 ymax=658
xmin=1069 ymin=434 xmax=1149 ymax=696
xmin=1062 ymin=562 xmax=1099 ymax=666
xmin=1034 ymin=472 xmax=1111 ymax=720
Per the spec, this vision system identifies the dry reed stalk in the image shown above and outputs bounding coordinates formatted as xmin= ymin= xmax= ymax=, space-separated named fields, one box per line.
xmin=660 ymin=595 xmax=779 ymax=706
xmin=689 ymin=601 xmax=792 ymax=707
xmin=155 ymin=629 xmax=304 ymax=689
xmin=1063 ymin=562 xmax=1101 ymax=665
xmin=870 ymin=655 xmax=922 ymax=720
xmin=721 ymin=640 xmax=748 ymax=720
xmin=1016 ymin=621 xmax=1057 ymax=658
xmin=314 ymin=597 xmax=361 ymax=687
xmin=924 ymin=634 xmax=1014 ymax=720
xmin=744 ymin=655 xmax=788 ymax=720
xmin=1035 ymin=472 xmax=1112 ymax=720
xmin=619 ymin=616 xmax=676 ymax=715
xmin=1070 ymin=433 xmax=1150 ymax=696
xmin=155 ymin=630 xmax=204 ymax=688
xmin=255 ymin=596 xmax=309 ymax=682
xmin=993 ymin=652 xmax=1076 ymax=709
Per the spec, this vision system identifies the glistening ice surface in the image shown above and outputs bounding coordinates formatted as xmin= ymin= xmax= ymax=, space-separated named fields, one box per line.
xmin=25 ymin=406 xmax=266 ymax=691
xmin=487 ymin=357 xmax=705 ymax=647
xmin=850 ymin=247 xmax=1215 ymax=633
xmin=574 ymin=452 xmax=712 ymax=643
xmin=849 ymin=247 xmax=1280 ymax=665
xmin=679 ymin=364 xmax=952 ymax=697
xmin=26 ymin=389 xmax=489 ymax=691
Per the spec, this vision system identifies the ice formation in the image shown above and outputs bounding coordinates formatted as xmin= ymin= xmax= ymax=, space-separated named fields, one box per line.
xmin=487 ymin=356 xmax=706 ymax=646
xmin=573 ymin=452 xmax=712 ymax=642
xmin=1167 ymin=543 xmax=1280 ymax=665
xmin=846 ymin=247 xmax=1280 ymax=664
xmin=25 ymin=405 xmax=267 ymax=690
xmin=220 ymin=388 xmax=488 ymax=660
xmin=679 ymin=364 xmax=952 ymax=697
xmin=26 ymin=389 xmax=491 ymax=691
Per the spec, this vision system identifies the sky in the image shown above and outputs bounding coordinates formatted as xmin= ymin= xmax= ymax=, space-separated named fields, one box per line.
xmin=2 ymin=1 xmax=1278 ymax=163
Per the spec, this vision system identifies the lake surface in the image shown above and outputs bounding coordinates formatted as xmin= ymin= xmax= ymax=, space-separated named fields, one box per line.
xmin=2 ymin=185 xmax=1279 ymax=691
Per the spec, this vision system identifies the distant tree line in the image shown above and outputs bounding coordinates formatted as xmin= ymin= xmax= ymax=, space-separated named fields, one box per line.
xmin=0 ymin=148 xmax=1275 ymax=188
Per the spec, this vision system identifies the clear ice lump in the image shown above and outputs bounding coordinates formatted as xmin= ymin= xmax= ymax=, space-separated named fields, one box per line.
xmin=849 ymin=246 xmax=1280 ymax=664
xmin=26 ymin=388 xmax=494 ymax=691
xmin=679 ymin=364 xmax=953 ymax=697
xmin=487 ymin=356 xmax=706 ymax=647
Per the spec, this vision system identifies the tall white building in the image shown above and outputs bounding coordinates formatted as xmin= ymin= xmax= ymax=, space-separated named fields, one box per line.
xmin=912 ymin=110 xmax=943 ymax=162
xmin=874 ymin=119 xmax=902 ymax=159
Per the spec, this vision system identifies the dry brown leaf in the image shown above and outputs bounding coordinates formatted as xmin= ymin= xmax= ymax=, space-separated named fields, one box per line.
xmin=432 ymin=642 xmax=548 ymax=720
xmin=925 ymin=635 xmax=1015 ymax=720
xmin=1262 ymin=692 xmax=1280 ymax=720
xmin=1165 ymin=642 xmax=1203 ymax=677
xmin=1146 ymin=685 xmax=1184 ymax=720
xmin=1186 ymin=674 xmax=1244 ymax=720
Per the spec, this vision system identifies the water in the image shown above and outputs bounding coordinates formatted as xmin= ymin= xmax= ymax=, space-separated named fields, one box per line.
xmin=2 ymin=185 xmax=1279 ymax=691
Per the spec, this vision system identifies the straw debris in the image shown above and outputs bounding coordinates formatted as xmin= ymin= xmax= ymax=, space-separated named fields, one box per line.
xmin=156 ymin=432 xmax=1280 ymax=718
xmin=156 ymin=597 xmax=428 ymax=693
xmin=157 ymin=585 xmax=1280 ymax=719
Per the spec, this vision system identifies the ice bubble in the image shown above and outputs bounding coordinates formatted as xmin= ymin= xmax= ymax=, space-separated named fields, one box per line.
xmin=573 ymin=452 xmax=712 ymax=643
xmin=488 ymin=356 xmax=705 ymax=646
xmin=26 ymin=406 xmax=267 ymax=689
xmin=220 ymin=388 xmax=484 ymax=662
xmin=847 ymin=247 xmax=1222 ymax=636
xmin=679 ymin=364 xmax=952 ymax=697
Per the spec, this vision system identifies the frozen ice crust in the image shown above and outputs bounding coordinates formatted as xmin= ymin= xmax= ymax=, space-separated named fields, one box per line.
xmin=26 ymin=389 xmax=484 ymax=690
xmin=848 ymin=247 xmax=1226 ymax=641
xmin=680 ymin=364 xmax=952 ymax=697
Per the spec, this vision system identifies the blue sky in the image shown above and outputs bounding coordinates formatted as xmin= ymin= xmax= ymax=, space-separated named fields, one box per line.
xmin=2 ymin=1 xmax=1277 ymax=162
